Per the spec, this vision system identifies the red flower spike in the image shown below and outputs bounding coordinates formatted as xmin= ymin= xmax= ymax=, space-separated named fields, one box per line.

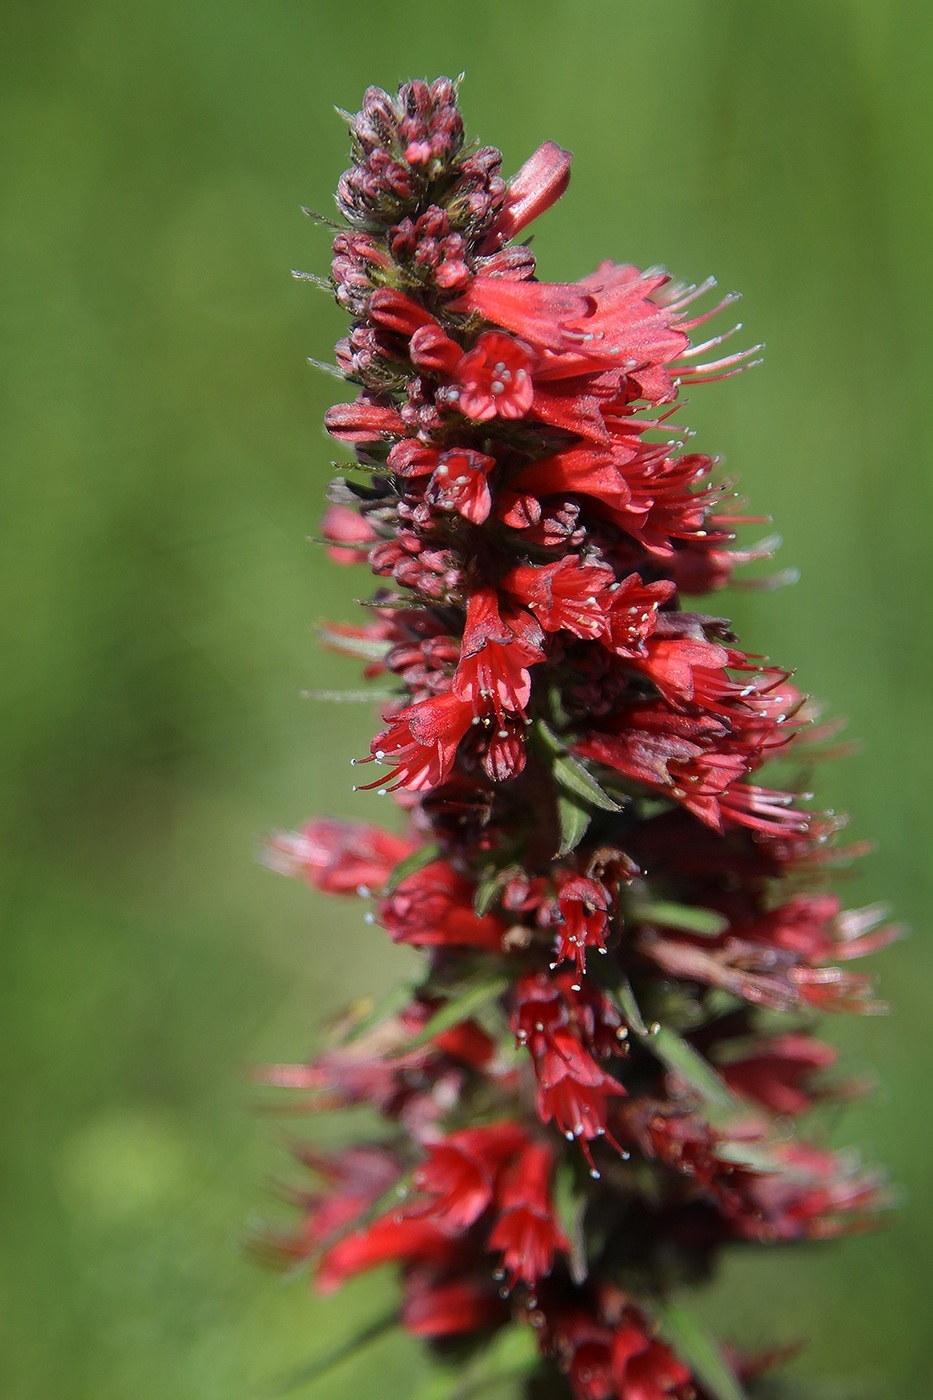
xmin=261 ymin=78 xmax=891 ymax=1400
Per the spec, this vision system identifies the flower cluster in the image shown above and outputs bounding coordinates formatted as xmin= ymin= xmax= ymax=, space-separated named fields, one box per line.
xmin=262 ymin=79 xmax=894 ymax=1399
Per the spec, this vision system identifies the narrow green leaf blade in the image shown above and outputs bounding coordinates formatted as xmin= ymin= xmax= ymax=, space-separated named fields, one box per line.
xmin=474 ymin=874 xmax=502 ymax=918
xmin=405 ymin=1326 xmax=540 ymax=1400
xmin=553 ymin=1161 xmax=588 ymax=1285
xmin=614 ymin=974 xmax=649 ymax=1036
xmin=388 ymin=974 xmax=510 ymax=1058
xmin=304 ymin=688 xmax=397 ymax=703
xmin=631 ymin=900 xmax=729 ymax=937
xmin=553 ymin=753 xmax=622 ymax=811
xmin=556 ymin=792 xmax=591 ymax=857
xmin=382 ymin=842 xmax=442 ymax=894
xmin=344 ymin=981 xmax=416 ymax=1044
xmin=266 ymin=1309 xmax=398 ymax=1394
xmin=643 ymin=1025 xmax=737 ymax=1111
xmin=652 ymin=1300 xmax=747 ymax=1400
xmin=534 ymin=717 xmax=566 ymax=755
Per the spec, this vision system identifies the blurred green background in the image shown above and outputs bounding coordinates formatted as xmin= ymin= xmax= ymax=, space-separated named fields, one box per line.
xmin=1 ymin=0 xmax=930 ymax=1395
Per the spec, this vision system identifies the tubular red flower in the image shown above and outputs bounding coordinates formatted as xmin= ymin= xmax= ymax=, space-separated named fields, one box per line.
xmin=483 ymin=140 xmax=572 ymax=249
xmin=720 ymin=1033 xmax=837 ymax=1116
xmin=263 ymin=817 xmax=414 ymax=894
xmin=552 ymin=872 xmax=614 ymax=979
xmin=504 ymin=557 xmax=616 ymax=640
xmin=365 ymin=692 xmax=475 ymax=791
xmin=454 ymin=331 xmax=535 ymax=421
xmin=425 ymin=447 xmax=497 ymax=524
xmin=379 ymin=859 xmax=506 ymax=950
xmin=488 ymin=1141 xmax=568 ymax=1288
xmin=413 ymin=1122 xmax=526 ymax=1231
xmin=453 ymin=586 xmax=545 ymax=720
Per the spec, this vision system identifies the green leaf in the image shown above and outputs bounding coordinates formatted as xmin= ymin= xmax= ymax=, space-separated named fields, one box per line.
xmin=534 ymin=719 xmax=622 ymax=813
xmin=388 ymin=974 xmax=510 ymax=1058
xmin=473 ymin=868 xmax=510 ymax=918
xmin=630 ymin=900 xmax=729 ymax=937
xmin=553 ymin=753 xmax=623 ymax=812
xmin=266 ymin=1309 xmax=398 ymax=1394
xmin=641 ymin=1024 xmax=737 ymax=1112
xmin=715 ymin=1140 xmax=785 ymax=1174
xmin=651 ymin=1300 xmax=747 ymax=1400
xmin=343 ymin=981 xmax=416 ymax=1044
xmin=552 ymin=1161 xmax=588 ymax=1285
xmin=382 ymin=842 xmax=442 ymax=894
xmin=533 ymin=717 xmax=565 ymax=755
xmin=614 ymin=974 xmax=649 ymax=1036
xmin=406 ymin=1327 xmax=540 ymax=1400
xmin=556 ymin=792 xmax=591 ymax=857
